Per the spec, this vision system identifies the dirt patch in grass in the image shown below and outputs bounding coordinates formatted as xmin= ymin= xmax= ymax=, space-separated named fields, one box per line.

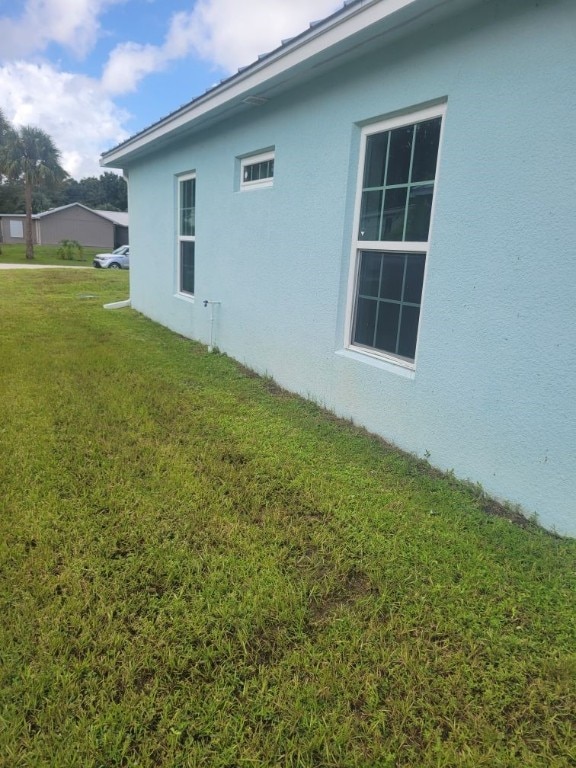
xmin=308 ymin=568 xmax=377 ymax=624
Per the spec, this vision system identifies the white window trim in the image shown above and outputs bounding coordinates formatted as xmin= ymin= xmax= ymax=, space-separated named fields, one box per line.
xmin=344 ymin=102 xmax=446 ymax=371
xmin=240 ymin=150 xmax=275 ymax=190
xmin=177 ymin=172 xmax=196 ymax=299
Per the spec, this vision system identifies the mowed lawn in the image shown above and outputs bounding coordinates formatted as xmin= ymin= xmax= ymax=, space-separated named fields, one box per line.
xmin=0 ymin=270 xmax=574 ymax=768
xmin=0 ymin=243 xmax=102 ymax=266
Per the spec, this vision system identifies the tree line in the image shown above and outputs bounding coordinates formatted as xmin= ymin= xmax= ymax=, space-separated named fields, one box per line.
xmin=0 ymin=110 xmax=126 ymax=259
xmin=0 ymin=172 xmax=127 ymax=215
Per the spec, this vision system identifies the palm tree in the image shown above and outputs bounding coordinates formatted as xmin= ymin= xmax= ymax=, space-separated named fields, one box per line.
xmin=0 ymin=109 xmax=14 ymax=255
xmin=0 ymin=108 xmax=10 ymax=150
xmin=0 ymin=106 xmax=12 ymax=138
xmin=3 ymin=124 xmax=66 ymax=259
xmin=0 ymin=109 xmax=14 ymax=183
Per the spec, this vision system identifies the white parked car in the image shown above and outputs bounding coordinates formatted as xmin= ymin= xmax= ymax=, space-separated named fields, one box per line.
xmin=93 ymin=245 xmax=130 ymax=270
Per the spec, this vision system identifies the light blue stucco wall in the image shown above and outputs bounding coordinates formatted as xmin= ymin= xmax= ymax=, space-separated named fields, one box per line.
xmin=124 ymin=0 xmax=576 ymax=535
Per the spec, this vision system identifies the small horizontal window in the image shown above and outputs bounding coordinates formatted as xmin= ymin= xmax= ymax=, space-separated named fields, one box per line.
xmin=240 ymin=151 xmax=274 ymax=190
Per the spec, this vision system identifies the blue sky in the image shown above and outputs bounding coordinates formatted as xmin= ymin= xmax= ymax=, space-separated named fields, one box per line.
xmin=0 ymin=0 xmax=341 ymax=178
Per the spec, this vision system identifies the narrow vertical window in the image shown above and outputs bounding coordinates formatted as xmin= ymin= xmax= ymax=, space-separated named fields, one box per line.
xmin=178 ymin=174 xmax=196 ymax=295
xmin=349 ymin=105 xmax=444 ymax=365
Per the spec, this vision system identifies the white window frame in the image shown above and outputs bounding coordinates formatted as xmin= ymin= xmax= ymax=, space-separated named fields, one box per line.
xmin=345 ymin=103 xmax=446 ymax=371
xmin=240 ymin=150 xmax=275 ymax=190
xmin=177 ymin=172 xmax=196 ymax=298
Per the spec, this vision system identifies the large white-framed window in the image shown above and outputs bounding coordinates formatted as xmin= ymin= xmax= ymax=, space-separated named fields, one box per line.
xmin=240 ymin=150 xmax=274 ymax=190
xmin=346 ymin=104 xmax=445 ymax=368
xmin=178 ymin=173 xmax=196 ymax=296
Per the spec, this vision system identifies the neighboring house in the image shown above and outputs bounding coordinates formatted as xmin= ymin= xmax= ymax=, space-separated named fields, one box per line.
xmin=0 ymin=203 xmax=129 ymax=249
xmin=100 ymin=0 xmax=575 ymax=536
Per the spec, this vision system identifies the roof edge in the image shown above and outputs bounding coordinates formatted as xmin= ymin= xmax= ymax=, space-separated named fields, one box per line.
xmin=101 ymin=0 xmax=447 ymax=167
xmin=1 ymin=203 xmax=128 ymax=223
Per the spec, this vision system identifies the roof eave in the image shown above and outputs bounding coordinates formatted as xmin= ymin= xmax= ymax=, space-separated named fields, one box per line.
xmin=100 ymin=0 xmax=460 ymax=168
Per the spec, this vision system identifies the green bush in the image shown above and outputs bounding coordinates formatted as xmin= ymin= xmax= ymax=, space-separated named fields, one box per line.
xmin=56 ymin=239 xmax=84 ymax=261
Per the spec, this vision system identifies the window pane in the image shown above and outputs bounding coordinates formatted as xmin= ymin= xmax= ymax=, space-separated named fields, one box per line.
xmin=243 ymin=159 xmax=274 ymax=183
xmin=404 ymin=253 xmax=426 ymax=304
xmin=359 ymin=190 xmax=382 ymax=240
xmin=353 ymin=250 xmax=426 ymax=361
xmin=181 ymin=178 xmax=195 ymax=209
xmin=375 ymin=301 xmax=400 ymax=355
xmin=412 ymin=118 xmax=441 ymax=182
xmin=180 ymin=241 xmax=195 ymax=294
xmin=353 ymin=297 xmax=377 ymax=347
xmin=358 ymin=251 xmax=381 ymax=297
xmin=381 ymin=186 xmax=407 ymax=241
xmin=405 ymin=184 xmax=433 ymax=241
xmin=364 ymin=132 xmax=388 ymax=188
xmin=181 ymin=180 xmax=189 ymax=210
xmin=181 ymin=207 xmax=195 ymax=237
xmin=379 ymin=252 xmax=405 ymax=301
xmin=180 ymin=178 xmax=195 ymax=236
xmin=397 ymin=305 xmax=420 ymax=360
xmin=386 ymin=125 xmax=413 ymax=186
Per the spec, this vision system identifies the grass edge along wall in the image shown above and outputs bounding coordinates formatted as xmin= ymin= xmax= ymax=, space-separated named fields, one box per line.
xmin=102 ymin=0 xmax=576 ymax=536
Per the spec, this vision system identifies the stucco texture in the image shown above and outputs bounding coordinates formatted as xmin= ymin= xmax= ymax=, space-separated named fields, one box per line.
xmin=124 ymin=0 xmax=576 ymax=535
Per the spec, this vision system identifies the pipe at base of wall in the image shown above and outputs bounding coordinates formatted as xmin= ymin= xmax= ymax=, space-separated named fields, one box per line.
xmin=103 ymin=299 xmax=131 ymax=309
xmin=203 ymin=299 xmax=221 ymax=352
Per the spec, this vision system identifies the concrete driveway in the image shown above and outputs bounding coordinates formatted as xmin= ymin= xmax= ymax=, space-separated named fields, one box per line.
xmin=0 ymin=263 xmax=91 ymax=269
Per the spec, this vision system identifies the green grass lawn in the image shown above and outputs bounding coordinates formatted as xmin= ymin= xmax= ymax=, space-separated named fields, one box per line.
xmin=0 ymin=243 xmax=103 ymax=265
xmin=0 ymin=270 xmax=574 ymax=768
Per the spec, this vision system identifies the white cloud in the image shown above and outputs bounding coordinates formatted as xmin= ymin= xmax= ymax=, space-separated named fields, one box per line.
xmin=0 ymin=0 xmax=124 ymax=61
xmin=0 ymin=0 xmax=344 ymax=179
xmin=101 ymin=0 xmax=342 ymax=95
xmin=101 ymin=42 xmax=165 ymax=95
xmin=170 ymin=0 xmax=343 ymax=73
xmin=0 ymin=62 xmax=129 ymax=178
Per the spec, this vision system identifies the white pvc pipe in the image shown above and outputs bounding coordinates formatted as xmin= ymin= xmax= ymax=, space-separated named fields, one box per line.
xmin=203 ymin=300 xmax=221 ymax=352
xmin=103 ymin=299 xmax=131 ymax=309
